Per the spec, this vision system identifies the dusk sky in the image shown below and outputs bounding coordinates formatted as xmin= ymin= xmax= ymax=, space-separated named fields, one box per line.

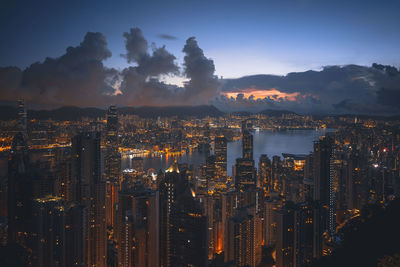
xmin=2 ymin=0 xmax=400 ymax=77
xmin=1 ymin=0 xmax=400 ymax=114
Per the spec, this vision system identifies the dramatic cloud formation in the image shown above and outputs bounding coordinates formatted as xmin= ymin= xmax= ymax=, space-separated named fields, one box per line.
xmin=214 ymin=64 xmax=400 ymax=115
xmin=0 ymin=27 xmax=399 ymax=114
xmin=122 ymin=28 xmax=149 ymax=64
xmin=0 ymin=28 xmax=219 ymax=108
xmin=182 ymin=37 xmax=219 ymax=103
xmin=119 ymin=28 xmax=217 ymax=106
xmin=122 ymin=27 xmax=179 ymax=76
xmin=0 ymin=32 xmax=117 ymax=107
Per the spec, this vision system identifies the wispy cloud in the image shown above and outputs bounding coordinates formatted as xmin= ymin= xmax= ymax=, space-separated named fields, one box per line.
xmin=157 ymin=34 xmax=178 ymax=40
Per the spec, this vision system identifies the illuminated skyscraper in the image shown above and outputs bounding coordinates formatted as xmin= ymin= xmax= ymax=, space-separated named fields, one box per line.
xmin=54 ymin=148 xmax=72 ymax=202
xmin=258 ymin=154 xmax=272 ymax=190
xmin=7 ymin=131 xmax=32 ymax=246
xmin=312 ymin=135 xmax=334 ymax=258
xmin=71 ymin=132 xmax=106 ymax=267
xmin=106 ymin=105 xmax=118 ymax=153
xmin=31 ymin=196 xmax=63 ymax=267
xmin=222 ymin=191 xmax=238 ymax=259
xmin=105 ymin=106 xmax=121 ymax=230
xmin=234 ymin=158 xmax=256 ymax=190
xmin=222 ymin=189 xmax=264 ymax=266
xmin=224 ymin=207 xmax=263 ymax=267
xmin=214 ymin=136 xmax=227 ymax=182
xmin=159 ymin=161 xmax=208 ymax=267
xmin=346 ymin=153 xmax=367 ymax=211
xmin=200 ymin=194 xmax=223 ymax=260
xmin=106 ymin=180 xmax=118 ymax=232
xmin=242 ymin=129 xmax=253 ymax=161
xmin=275 ymin=206 xmax=295 ymax=267
xmin=294 ymin=202 xmax=314 ymax=266
xmin=17 ymin=99 xmax=27 ymax=133
xmin=170 ymin=192 xmax=208 ymax=267
xmin=206 ymin=155 xmax=216 ymax=190
xmin=264 ymin=199 xmax=279 ymax=247
xmin=117 ymin=183 xmax=159 ymax=267
xmin=234 ymin=121 xmax=256 ymax=190
xmin=159 ymin=161 xmax=181 ymax=267
xmin=64 ymin=202 xmax=88 ymax=267
xmin=31 ymin=198 xmax=88 ymax=267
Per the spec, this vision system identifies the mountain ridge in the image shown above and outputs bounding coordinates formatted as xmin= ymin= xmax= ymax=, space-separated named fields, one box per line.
xmin=0 ymin=105 xmax=398 ymax=121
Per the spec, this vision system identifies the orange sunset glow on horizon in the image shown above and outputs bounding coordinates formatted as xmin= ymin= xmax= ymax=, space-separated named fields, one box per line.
xmin=221 ymin=88 xmax=300 ymax=101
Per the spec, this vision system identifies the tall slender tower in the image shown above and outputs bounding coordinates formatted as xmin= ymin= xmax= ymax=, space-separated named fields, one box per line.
xmin=17 ymin=99 xmax=27 ymax=134
xmin=214 ymin=136 xmax=227 ymax=182
xmin=7 ymin=131 xmax=31 ymax=245
xmin=258 ymin=154 xmax=272 ymax=190
xmin=105 ymin=106 xmax=120 ymax=230
xmin=242 ymin=121 xmax=253 ymax=160
xmin=235 ymin=121 xmax=256 ymax=190
xmin=105 ymin=106 xmax=119 ymax=160
xmin=312 ymin=135 xmax=334 ymax=258
xmin=159 ymin=161 xmax=181 ymax=267
xmin=71 ymin=132 xmax=106 ymax=267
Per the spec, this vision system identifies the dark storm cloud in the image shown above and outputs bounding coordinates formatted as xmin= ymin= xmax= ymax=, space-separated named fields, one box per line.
xmin=217 ymin=64 xmax=400 ymax=115
xmin=119 ymin=67 xmax=183 ymax=106
xmin=0 ymin=28 xmax=219 ymax=107
xmin=119 ymin=33 xmax=218 ymax=106
xmin=137 ymin=46 xmax=179 ymax=76
xmin=122 ymin=28 xmax=179 ymax=76
xmin=372 ymin=64 xmax=400 ymax=109
xmin=118 ymin=28 xmax=181 ymax=106
xmin=122 ymin=28 xmax=148 ymax=64
xmin=332 ymin=99 xmax=397 ymax=114
xmin=182 ymin=37 xmax=219 ymax=103
xmin=0 ymin=27 xmax=399 ymax=114
xmin=376 ymin=88 xmax=400 ymax=108
xmin=157 ymin=34 xmax=178 ymax=40
xmin=0 ymin=32 xmax=118 ymax=107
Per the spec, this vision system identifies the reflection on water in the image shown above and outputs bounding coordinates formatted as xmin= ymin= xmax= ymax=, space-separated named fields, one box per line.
xmin=122 ymin=128 xmax=335 ymax=176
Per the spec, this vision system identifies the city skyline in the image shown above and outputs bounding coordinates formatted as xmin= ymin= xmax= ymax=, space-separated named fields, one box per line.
xmin=1 ymin=2 xmax=400 ymax=265
xmin=1 ymin=98 xmax=400 ymax=267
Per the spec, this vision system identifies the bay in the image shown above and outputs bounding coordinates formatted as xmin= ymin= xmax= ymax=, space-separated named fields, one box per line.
xmin=121 ymin=128 xmax=335 ymax=176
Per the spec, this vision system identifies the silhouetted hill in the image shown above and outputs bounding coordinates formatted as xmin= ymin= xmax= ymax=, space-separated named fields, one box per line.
xmin=1 ymin=105 xmax=398 ymax=121
xmin=30 ymin=107 xmax=106 ymax=120
xmin=258 ymin=109 xmax=297 ymax=116
xmin=0 ymin=105 xmax=224 ymax=121
xmin=118 ymin=105 xmax=224 ymax=118
xmin=229 ymin=111 xmax=253 ymax=116
xmin=228 ymin=109 xmax=297 ymax=117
